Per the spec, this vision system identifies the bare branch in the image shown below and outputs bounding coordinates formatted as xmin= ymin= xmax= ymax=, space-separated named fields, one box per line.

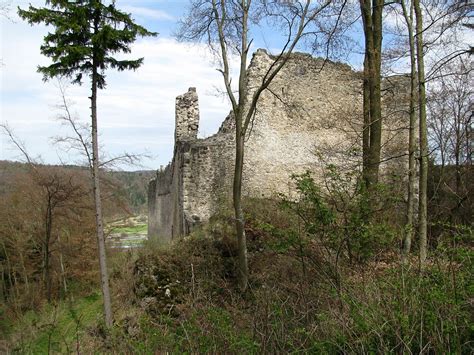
xmin=1 ymin=122 xmax=37 ymax=167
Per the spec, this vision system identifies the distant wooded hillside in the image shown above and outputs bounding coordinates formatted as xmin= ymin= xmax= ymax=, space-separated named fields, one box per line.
xmin=0 ymin=160 xmax=155 ymax=215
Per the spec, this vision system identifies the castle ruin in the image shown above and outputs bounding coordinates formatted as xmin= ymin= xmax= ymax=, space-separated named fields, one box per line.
xmin=148 ymin=49 xmax=409 ymax=242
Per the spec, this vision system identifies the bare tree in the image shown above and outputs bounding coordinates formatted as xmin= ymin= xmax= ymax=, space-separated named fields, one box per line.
xmin=396 ymin=0 xmax=418 ymax=260
xmin=382 ymin=0 xmax=472 ymax=260
xmin=429 ymin=60 xmax=472 ymax=170
xmin=0 ymin=124 xmax=86 ymax=302
xmin=178 ymin=0 xmax=340 ymax=291
xmin=52 ymin=82 xmax=147 ymax=171
xmin=412 ymin=0 xmax=429 ymax=264
xmin=428 ymin=58 xmax=472 ymax=224
xmin=413 ymin=0 xmax=470 ymax=264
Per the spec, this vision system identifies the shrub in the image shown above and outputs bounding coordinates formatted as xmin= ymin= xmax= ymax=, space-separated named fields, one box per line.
xmin=276 ymin=170 xmax=397 ymax=264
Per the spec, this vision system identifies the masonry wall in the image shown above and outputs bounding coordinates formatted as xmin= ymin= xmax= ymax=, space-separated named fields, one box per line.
xmin=148 ymin=88 xmax=236 ymax=241
xmin=242 ymin=51 xmax=364 ymax=197
xmin=148 ymin=50 xmax=410 ymax=242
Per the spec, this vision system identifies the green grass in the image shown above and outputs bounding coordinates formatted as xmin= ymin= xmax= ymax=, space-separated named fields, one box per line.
xmin=0 ymin=305 xmax=13 ymax=337
xmin=10 ymin=292 xmax=102 ymax=353
xmin=111 ymin=224 xmax=147 ymax=234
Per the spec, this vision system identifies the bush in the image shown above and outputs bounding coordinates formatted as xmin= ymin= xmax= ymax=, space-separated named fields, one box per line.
xmin=275 ymin=170 xmax=397 ymax=264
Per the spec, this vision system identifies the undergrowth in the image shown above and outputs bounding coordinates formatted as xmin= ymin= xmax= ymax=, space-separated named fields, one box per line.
xmin=79 ymin=194 xmax=474 ymax=353
xmin=6 ymin=178 xmax=472 ymax=353
xmin=6 ymin=292 xmax=102 ymax=353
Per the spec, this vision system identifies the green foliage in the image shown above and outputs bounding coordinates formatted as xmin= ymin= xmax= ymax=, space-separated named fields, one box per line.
xmin=281 ymin=171 xmax=335 ymax=230
xmin=111 ymin=224 xmax=147 ymax=234
xmin=18 ymin=0 xmax=157 ymax=88
xmin=105 ymin=170 xmax=155 ymax=214
xmin=0 ymin=305 xmax=12 ymax=339
xmin=278 ymin=169 xmax=397 ymax=263
xmin=344 ymin=184 xmax=397 ymax=262
xmin=174 ymin=308 xmax=259 ymax=353
xmin=331 ymin=254 xmax=473 ymax=353
xmin=106 ymin=308 xmax=259 ymax=354
xmin=7 ymin=219 xmax=471 ymax=353
xmin=7 ymin=292 xmax=102 ymax=353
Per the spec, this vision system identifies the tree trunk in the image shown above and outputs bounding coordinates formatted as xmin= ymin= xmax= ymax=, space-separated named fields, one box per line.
xmin=367 ymin=0 xmax=383 ymax=187
xmin=454 ymin=127 xmax=461 ymax=196
xmin=360 ymin=0 xmax=384 ymax=189
xmin=362 ymin=54 xmax=370 ymax=179
xmin=44 ymin=197 xmax=52 ymax=303
xmin=414 ymin=0 xmax=428 ymax=264
xmin=401 ymin=0 xmax=417 ymax=260
xmin=1 ymin=242 xmax=10 ymax=302
xmin=58 ymin=231 xmax=68 ymax=297
xmin=91 ymin=58 xmax=113 ymax=328
xmin=211 ymin=0 xmax=314 ymax=291
xmin=233 ymin=129 xmax=249 ymax=291
xmin=233 ymin=1 xmax=250 ymax=292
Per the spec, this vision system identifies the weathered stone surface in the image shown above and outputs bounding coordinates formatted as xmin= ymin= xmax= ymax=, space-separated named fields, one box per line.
xmin=148 ymin=50 xmax=409 ymax=242
xmin=175 ymin=87 xmax=200 ymax=141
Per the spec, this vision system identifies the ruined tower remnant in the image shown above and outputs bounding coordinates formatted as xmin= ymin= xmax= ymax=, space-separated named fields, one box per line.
xmin=175 ymin=87 xmax=199 ymax=141
xmin=148 ymin=50 xmax=410 ymax=243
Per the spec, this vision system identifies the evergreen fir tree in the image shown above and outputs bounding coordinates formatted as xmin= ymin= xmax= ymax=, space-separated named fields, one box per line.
xmin=19 ymin=0 xmax=157 ymax=327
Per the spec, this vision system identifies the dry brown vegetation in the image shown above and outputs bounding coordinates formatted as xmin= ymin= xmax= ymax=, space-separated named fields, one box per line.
xmin=0 ymin=161 xmax=149 ymax=323
xmin=76 ymin=192 xmax=473 ymax=354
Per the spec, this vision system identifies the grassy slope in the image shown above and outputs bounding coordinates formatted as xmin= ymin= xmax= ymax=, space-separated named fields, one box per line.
xmin=111 ymin=224 xmax=147 ymax=234
xmin=8 ymin=293 xmax=102 ymax=353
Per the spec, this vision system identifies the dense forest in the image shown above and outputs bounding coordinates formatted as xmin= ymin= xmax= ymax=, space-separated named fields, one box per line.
xmin=1 ymin=0 xmax=472 ymax=353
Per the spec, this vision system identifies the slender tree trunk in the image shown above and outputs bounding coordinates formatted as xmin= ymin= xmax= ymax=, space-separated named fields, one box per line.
xmin=1 ymin=241 xmax=9 ymax=302
xmin=362 ymin=54 xmax=371 ymax=178
xmin=233 ymin=2 xmax=250 ymax=292
xmin=45 ymin=198 xmax=52 ymax=303
xmin=361 ymin=0 xmax=373 ymax=187
xmin=58 ymin=231 xmax=68 ymax=296
xmin=18 ymin=248 xmax=29 ymax=294
xmin=0 ymin=262 xmax=5 ymax=303
xmin=454 ymin=129 xmax=462 ymax=222
xmin=360 ymin=0 xmax=384 ymax=189
xmin=91 ymin=56 xmax=113 ymax=327
xmin=213 ymin=0 xmax=313 ymax=291
xmin=465 ymin=118 xmax=472 ymax=165
xmin=233 ymin=129 xmax=249 ymax=291
xmin=401 ymin=0 xmax=417 ymax=260
xmin=368 ymin=0 xmax=383 ymax=187
xmin=414 ymin=0 xmax=428 ymax=264
xmin=455 ymin=132 xmax=461 ymax=196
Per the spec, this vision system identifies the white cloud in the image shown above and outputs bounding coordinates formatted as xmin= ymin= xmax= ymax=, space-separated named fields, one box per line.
xmin=121 ymin=5 xmax=174 ymax=21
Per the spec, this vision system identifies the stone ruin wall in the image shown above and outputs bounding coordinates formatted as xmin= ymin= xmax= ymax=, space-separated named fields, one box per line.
xmin=148 ymin=50 xmax=410 ymax=242
xmin=243 ymin=51 xmax=363 ymax=197
xmin=148 ymin=88 xmax=235 ymax=241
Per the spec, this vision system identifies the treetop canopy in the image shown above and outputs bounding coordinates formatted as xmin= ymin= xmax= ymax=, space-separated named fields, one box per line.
xmin=18 ymin=0 xmax=157 ymax=88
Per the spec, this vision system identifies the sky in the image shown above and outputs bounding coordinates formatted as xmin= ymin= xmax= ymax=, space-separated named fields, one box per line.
xmin=1 ymin=1 xmax=471 ymax=170
xmin=1 ymin=0 xmax=239 ymax=170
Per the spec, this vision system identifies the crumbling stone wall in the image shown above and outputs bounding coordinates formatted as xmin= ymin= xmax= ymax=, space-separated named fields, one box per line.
xmin=147 ymin=88 xmax=235 ymax=241
xmin=148 ymin=50 xmax=409 ymax=242
xmin=242 ymin=51 xmax=364 ymax=197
